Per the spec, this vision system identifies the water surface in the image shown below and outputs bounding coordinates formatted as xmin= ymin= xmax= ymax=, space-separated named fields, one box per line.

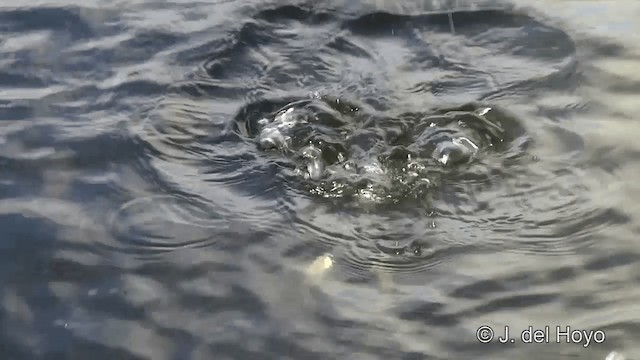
xmin=1 ymin=0 xmax=639 ymax=359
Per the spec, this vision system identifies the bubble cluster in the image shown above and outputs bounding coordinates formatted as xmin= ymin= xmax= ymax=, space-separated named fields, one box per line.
xmin=235 ymin=95 xmax=527 ymax=206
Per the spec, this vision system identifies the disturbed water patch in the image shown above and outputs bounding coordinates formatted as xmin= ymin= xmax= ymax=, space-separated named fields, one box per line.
xmin=233 ymin=94 xmax=529 ymax=208
xmin=130 ymin=4 xmax=601 ymax=272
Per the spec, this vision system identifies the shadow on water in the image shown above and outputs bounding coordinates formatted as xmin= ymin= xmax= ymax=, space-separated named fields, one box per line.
xmin=1 ymin=0 xmax=639 ymax=359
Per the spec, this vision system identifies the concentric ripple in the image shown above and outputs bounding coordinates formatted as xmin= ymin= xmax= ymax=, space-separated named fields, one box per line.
xmin=230 ymin=92 xmax=533 ymax=275
xmin=130 ymin=4 xmax=603 ymax=273
xmin=106 ymin=194 xmax=226 ymax=258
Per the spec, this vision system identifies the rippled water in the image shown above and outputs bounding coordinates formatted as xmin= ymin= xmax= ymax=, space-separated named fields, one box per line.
xmin=2 ymin=0 xmax=640 ymax=359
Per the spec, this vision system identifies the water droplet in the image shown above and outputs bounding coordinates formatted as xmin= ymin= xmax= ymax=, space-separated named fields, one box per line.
xmin=299 ymin=145 xmax=324 ymax=180
xmin=258 ymin=128 xmax=288 ymax=150
xmin=433 ymin=140 xmax=471 ymax=165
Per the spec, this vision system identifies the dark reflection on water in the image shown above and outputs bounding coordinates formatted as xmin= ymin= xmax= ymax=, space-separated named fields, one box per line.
xmin=0 ymin=0 xmax=639 ymax=359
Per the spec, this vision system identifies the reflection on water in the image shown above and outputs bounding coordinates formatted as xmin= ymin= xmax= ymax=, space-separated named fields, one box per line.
xmin=0 ymin=0 xmax=639 ymax=359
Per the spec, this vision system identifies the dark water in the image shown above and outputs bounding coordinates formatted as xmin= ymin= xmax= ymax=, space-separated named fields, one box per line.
xmin=1 ymin=0 xmax=639 ymax=359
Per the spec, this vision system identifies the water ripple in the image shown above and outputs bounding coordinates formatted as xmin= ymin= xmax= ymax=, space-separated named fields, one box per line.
xmin=106 ymin=194 xmax=225 ymax=258
xmin=130 ymin=4 xmax=598 ymax=274
xmin=4 ymin=1 xmax=639 ymax=359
